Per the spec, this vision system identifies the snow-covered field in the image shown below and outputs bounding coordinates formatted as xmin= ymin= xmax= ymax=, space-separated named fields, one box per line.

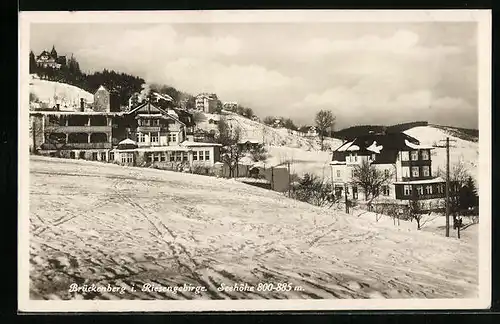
xmin=29 ymin=75 xmax=94 ymax=110
xmin=29 ymin=156 xmax=478 ymax=300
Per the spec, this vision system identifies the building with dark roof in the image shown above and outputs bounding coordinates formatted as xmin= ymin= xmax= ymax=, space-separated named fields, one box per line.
xmin=330 ymin=132 xmax=445 ymax=209
xmin=29 ymin=92 xmax=221 ymax=169
xmin=35 ymin=46 xmax=66 ymax=69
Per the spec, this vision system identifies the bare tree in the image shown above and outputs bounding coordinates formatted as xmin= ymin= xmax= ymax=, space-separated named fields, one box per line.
xmin=351 ymin=159 xmax=394 ymax=204
xmin=249 ymin=145 xmax=268 ymax=162
xmin=408 ymin=196 xmax=425 ymax=230
xmin=291 ymin=173 xmax=338 ymax=208
xmin=216 ymin=117 xmax=243 ymax=178
xmin=315 ymin=110 xmax=336 ymax=151
xmin=436 ymin=160 xmax=471 ymax=222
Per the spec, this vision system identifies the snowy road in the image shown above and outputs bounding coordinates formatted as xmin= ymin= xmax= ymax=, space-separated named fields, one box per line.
xmin=28 ymin=156 xmax=478 ymax=300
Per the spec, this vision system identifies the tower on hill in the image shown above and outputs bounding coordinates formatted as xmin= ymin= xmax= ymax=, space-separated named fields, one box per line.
xmin=93 ymin=85 xmax=110 ymax=112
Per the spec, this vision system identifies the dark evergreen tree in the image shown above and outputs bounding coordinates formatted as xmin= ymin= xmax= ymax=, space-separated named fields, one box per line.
xmin=459 ymin=176 xmax=479 ymax=212
xmin=29 ymin=51 xmax=38 ymax=74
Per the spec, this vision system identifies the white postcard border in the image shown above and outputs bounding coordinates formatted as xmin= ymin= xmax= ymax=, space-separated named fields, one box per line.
xmin=18 ymin=9 xmax=492 ymax=312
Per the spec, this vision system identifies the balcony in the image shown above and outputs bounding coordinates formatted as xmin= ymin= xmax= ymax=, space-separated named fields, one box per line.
xmin=44 ymin=125 xmax=112 ymax=133
xmin=137 ymin=126 xmax=162 ymax=133
xmin=40 ymin=142 xmax=113 ymax=150
xmin=400 ymin=159 xmax=432 ymax=166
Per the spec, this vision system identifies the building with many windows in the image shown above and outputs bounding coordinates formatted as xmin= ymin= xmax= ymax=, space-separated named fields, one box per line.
xmin=29 ymin=85 xmax=221 ymax=170
xmin=195 ymin=93 xmax=218 ymax=113
xmin=330 ymin=132 xmax=445 ymax=209
xmin=35 ymin=46 xmax=67 ymax=69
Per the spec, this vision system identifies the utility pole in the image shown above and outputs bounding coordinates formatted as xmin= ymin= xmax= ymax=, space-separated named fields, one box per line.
xmin=287 ymin=161 xmax=291 ymax=198
xmin=434 ymin=137 xmax=457 ymax=238
xmin=271 ymin=166 xmax=274 ymax=191
xmin=445 ymin=137 xmax=450 ymax=237
xmin=31 ymin=118 xmax=37 ymax=154
xmin=344 ymin=182 xmax=349 ymax=214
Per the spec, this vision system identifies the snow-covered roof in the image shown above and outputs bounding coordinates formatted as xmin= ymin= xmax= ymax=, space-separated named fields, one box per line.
xmin=238 ymin=139 xmax=261 ymax=144
xmin=330 ymin=160 xmax=346 ymax=165
xmin=335 ymin=140 xmax=356 ymax=152
xmin=252 ymin=161 xmax=267 ymax=168
xmin=29 ymin=111 xmax=121 ymax=116
xmin=97 ymin=85 xmax=108 ymax=92
xmin=346 ymin=145 xmax=360 ymax=151
xmin=114 ymin=145 xmax=190 ymax=152
xmin=167 ymin=109 xmax=179 ymax=117
xmin=181 ymin=141 xmax=222 ymax=147
xmin=153 ymin=92 xmax=174 ymax=102
xmin=393 ymin=177 xmax=445 ymax=185
xmin=118 ymin=138 xmax=137 ymax=145
xmin=404 ymin=139 xmax=434 ymax=150
xmin=366 ymin=141 xmax=384 ymax=153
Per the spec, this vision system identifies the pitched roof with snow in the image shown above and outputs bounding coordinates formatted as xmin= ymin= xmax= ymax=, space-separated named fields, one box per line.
xmin=96 ymin=85 xmax=108 ymax=92
xmin=118 ymin=138 xmax=137 ymax=145
xmin=332 ymin=133 xmax=424 ymax=155
xmin=181 ymin=141 xmax=222 ymax=147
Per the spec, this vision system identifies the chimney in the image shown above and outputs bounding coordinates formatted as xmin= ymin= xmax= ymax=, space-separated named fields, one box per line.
xmin=80 ymin=98 xmax=85 ymax=112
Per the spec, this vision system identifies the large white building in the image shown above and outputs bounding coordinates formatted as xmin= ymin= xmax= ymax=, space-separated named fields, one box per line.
xmin=195 ymin=93 xmax=218 ymax=113
xmin=330 ymin=132 xmax=445 ymax=209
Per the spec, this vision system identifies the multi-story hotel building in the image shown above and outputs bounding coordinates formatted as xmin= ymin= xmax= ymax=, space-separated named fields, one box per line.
xmin=330 ymin=132 xmax=446 ymax=209
xmin=29 ymin=85 xmax=221 ymax=170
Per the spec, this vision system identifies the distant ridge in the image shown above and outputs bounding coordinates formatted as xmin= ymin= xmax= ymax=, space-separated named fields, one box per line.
xmin=334 ymin=121 xmax=429 ymax=139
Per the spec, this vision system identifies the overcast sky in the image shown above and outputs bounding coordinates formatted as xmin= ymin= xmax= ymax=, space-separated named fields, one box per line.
xmin=30 ymin=22 xmax=478 ymax=129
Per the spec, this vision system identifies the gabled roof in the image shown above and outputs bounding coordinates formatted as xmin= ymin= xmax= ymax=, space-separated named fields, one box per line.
xmin=37 ymin=50 xmax=51 ymax=57
xmin=118 ymin=138 xmax=137 ymax=146
xmin=332 ymin=133 xmax=423 ymax=155
xmin=96 ymin=85 xmax=108 ymax=92
xmin=152 ymin=92 xmax=173 ymax=102
xmin=126 ymin=102 xmax=186 ymax=126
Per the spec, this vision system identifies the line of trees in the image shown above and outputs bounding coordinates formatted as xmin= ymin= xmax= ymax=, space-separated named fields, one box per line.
xmin=30 ymin=51 xmax=146 ymax=107
xmin=223 ymin=103 xmax=254 ymax=119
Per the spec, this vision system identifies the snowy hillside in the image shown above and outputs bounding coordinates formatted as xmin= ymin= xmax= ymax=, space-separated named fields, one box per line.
xmin=223 ymin=111 xmax=342 ymax=151
xmin=29 ymin=75 xmax=94 ymax=110
xmin=404 ymin=126 xmax=478 ymax=184
xmin=195 ymin=111 xmax=342 ymax=179
xmin=29 ymin=156 xmax=478 ymax=300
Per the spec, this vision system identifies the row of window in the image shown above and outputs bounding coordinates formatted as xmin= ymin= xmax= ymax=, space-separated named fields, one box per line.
xmin=403 ymin=184 xmax=444 ymax=196
xmin=146 ymin=151 xmax=188 ymax=163
xmin=344 ymin=150 xmax=430 ymax=163
xmin=137 ymin=132 xmax=178 ymax=143
xmin=401 ymin=150 xmax=430 ymax=161
xmin=68 ymin=151 xmax=115 ymax=161
xmin=138 ymin=119 xmax=161 ymax=126
xmin=335 ymin=165 xmax=428 ymax=180
xmin=144 ymin=150 xmax=211 ymax=163
xmin=340 ymin=185 xmax=390 ymax=198
xmin=402 ymin=165 xmax=430 ymax=178
xmin=193 ymin=150 xmax=211 ymax=161
xmin=121 ymin=152 xmax=134 ymax=163
xmin=336 ymin=168 xmax=391 ymax=178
